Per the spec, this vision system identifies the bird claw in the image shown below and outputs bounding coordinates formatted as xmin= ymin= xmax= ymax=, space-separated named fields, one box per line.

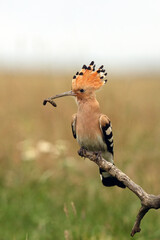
xmin=78 ymin=147 xmax=87 ymax=157
xmin=94 ymin=151 xmax=102 ymax=160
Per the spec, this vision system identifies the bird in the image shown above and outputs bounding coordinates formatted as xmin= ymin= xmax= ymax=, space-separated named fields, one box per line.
xmin=43 ymin=61 xmax=126 ymax=188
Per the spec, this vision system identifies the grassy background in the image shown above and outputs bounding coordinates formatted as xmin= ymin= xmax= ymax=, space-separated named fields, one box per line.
xmin=0 ymin=71 xmax=160 ymax=239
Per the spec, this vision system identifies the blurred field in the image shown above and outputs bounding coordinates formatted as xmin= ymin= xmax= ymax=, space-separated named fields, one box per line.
xmin=0 ymin=71 xmax=160 ymax=240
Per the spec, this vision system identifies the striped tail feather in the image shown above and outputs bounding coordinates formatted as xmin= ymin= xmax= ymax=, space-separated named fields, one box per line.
xmin=99 ymin=168 xmax=126 ymax=188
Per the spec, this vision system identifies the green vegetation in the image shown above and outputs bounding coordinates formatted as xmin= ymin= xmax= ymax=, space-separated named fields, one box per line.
xmin=0 ymin=72 xmax=160 ymax=239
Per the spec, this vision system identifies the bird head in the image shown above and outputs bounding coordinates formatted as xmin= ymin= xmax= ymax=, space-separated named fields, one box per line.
xmin=43 ymin=61 xmax=107 ymax=107
xmin=71 ymin=61 xmax=107 ymax=100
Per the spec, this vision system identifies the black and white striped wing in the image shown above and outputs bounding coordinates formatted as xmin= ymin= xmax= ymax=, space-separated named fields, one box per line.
xmin=99 ymin=115 xmax=126 ymax=188
xmin=99 ymin=115 xmax=114 ymax=155
xmin=71 ymin=113 xmax=77 ymax=139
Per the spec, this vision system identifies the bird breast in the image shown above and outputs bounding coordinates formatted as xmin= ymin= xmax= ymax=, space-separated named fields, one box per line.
xmin=76 ymin=111 xmax=107 ymax=151
xmin=77 ymin=134 xmax=107 ymax=152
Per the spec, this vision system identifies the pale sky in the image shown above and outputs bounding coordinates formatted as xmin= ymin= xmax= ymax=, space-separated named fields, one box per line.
xmin=0 ymin=0 xmax=160 ymax=71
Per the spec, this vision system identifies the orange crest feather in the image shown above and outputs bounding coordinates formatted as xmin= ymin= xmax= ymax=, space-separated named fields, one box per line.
xmin=72 ymin=61 xmax=107 ymax=91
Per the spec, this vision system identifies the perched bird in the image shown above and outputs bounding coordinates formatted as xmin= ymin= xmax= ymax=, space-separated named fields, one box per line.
xmin=44 ymin=61 xmax=125 ymax=188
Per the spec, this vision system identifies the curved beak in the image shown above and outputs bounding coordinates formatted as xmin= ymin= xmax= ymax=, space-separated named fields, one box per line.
xmin=43 ymin=90 xmax=76 ymax=107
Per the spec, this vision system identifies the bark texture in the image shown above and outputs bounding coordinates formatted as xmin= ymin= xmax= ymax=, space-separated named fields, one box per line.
xmin=78 ymin=148 xmax=160 ymax=237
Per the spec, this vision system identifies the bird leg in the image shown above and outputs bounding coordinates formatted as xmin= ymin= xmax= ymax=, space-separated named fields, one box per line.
xmin=78 ymin=148 xmax=102 ymax=163
xmin=78 ymin=147 xmax=87 ymax=158
xmin=93 ymin=151 xmax=102 ymax=161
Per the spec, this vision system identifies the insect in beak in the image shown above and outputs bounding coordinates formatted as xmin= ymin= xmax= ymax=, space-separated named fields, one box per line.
xmin=43 ymin=90 xmax=76 ymax=107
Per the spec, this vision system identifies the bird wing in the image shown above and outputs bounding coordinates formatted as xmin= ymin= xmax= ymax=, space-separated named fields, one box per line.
xmin=71 ymin=113 xmax=77 ymax=139
xmin=99 ymin=114 xmax=114 ymax=155
xmin=99 ymin=115 xmax=126 ymax=188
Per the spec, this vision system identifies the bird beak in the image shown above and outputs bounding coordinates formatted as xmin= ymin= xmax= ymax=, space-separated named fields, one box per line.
xmin=43 ymin=90 xmax=76 ymax=107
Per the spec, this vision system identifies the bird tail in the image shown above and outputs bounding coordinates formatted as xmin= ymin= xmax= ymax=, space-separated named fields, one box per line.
xmin=99 ymin=168 xmax=126 ymax=188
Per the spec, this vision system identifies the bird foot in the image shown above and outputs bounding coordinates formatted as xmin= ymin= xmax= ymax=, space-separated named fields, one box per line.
xmin=93 ymin=151 xmax=102 ymax=160
xmin=78 ymin=147 xmax=87 ymax=157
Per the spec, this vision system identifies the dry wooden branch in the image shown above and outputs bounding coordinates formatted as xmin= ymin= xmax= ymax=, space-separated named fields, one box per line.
xmin=78 ymin=147 xmax=160 ymax=237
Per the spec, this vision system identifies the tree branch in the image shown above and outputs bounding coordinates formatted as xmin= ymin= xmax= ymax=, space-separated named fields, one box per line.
xmin=78 ymin=148 xmax=160 ymax=237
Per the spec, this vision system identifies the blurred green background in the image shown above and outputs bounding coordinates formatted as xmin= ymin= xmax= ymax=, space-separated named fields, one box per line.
xmin=0 ymin=0 xmax=160 ymax=239
xmin=0 ymin=72 xmax=160 ymax=240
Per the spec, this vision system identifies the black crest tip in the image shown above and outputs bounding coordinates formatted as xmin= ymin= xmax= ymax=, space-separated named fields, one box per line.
xmin=79 ymin=72 xmax=83 ymax=75
xmin=82 ymin=64 xmax=87 ymax=69
xmin=97 ymin=69 xmax=100 ymax=73
xmin=90 ymin=61 xmax=94 ymax=65
xmin=73 ymin=75 xmax=76 ymax=79
xmin=99 ymin=65 xmax=104 ymax=69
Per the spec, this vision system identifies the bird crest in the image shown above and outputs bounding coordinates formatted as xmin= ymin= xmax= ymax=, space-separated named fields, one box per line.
xmin=72 ymin=61 xmax=107 ymax=91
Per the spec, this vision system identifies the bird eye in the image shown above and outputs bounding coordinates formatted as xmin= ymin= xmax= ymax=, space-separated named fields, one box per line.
xmin=80 ymin=89 xmax=85 ymax=93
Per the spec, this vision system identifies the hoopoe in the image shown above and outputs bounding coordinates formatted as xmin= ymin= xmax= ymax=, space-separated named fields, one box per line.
xmin=44 ymin=61 xmax=125 ymax=188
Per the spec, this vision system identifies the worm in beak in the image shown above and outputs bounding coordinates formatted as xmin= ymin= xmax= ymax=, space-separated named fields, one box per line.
xmin=43 ymin=90 xmax=76 ymax=107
